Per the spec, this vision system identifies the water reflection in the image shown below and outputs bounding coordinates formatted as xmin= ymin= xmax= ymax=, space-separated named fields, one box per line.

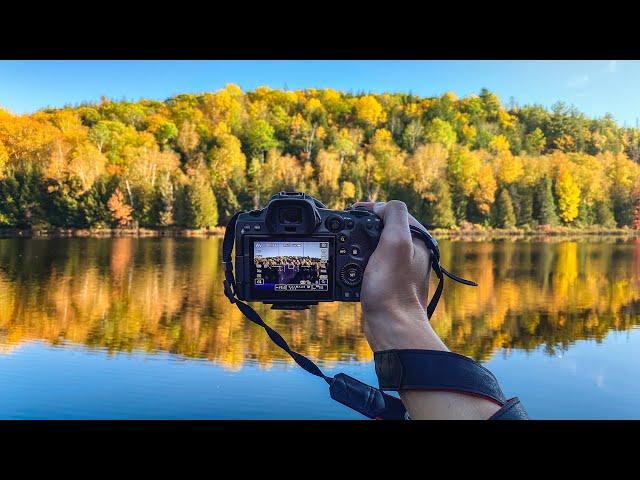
xmin=0 ymin=237 xmax=639 ymax=367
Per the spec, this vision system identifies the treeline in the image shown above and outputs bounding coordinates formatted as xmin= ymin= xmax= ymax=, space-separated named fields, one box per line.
xmin=1 ymin=85 xmax=639 ymax=230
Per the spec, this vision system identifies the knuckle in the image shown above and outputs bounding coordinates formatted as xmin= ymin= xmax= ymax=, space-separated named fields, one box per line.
xmin=385 ymin=233 xmax=413 ymax=253
xmin=386 ymin=200 xmax=408 ymax=213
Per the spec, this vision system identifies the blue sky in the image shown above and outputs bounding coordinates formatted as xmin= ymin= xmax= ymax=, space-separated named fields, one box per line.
xmin=0 ymin=60 xmax=638 ymax=126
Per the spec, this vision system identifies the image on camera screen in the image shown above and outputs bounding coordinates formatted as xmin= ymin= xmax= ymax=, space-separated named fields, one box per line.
xmin=252 ymin=241 xmax=330 ymax=294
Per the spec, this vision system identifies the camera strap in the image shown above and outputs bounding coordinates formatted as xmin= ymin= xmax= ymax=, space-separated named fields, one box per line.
xmin=221 ymin=211 xmax=478 ymax=419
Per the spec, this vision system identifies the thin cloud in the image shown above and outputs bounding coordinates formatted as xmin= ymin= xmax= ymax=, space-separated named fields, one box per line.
xmin=567 ymin=74 xmax=590 ymax=89
xmin=606 ymin=60 xmax=618 ymax=73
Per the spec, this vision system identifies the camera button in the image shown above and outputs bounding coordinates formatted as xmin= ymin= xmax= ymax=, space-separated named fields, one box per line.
xmin=253 ymin=225 xmax=261 ymax=231
xmin=345 ymin=218 xmax=355 ymax=229
xmin=351 ymin=247 xmax=360 ymax=256
xmin=338 ymin=234 xmax=348 ymax=243
xmin=339 ymin=247 xmax=347 ymax=255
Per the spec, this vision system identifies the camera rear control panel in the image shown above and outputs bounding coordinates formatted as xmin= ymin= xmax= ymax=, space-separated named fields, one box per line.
xmin=333 ymin=208 xmax=382 ymax=301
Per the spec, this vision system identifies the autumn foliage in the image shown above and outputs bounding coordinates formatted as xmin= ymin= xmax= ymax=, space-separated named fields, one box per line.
xmin=107 ymin=188 xmax=133 ymax=226
xmin=1 ymin=85 xmax=639 ymax=230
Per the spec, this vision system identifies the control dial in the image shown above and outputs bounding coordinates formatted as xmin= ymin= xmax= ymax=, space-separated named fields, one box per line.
xmin=340 ymin=263 xmax=363 ymax=286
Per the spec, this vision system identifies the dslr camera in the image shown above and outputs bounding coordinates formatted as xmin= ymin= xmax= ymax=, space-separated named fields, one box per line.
xmin=233 ymin=192 xmax=383 ymax=309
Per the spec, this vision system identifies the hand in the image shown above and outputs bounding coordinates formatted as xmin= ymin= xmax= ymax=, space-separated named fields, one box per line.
xmin=353 ymin=200 xmax=448 ymax=353
xmin=354 ymin=200 xmax=501 ymax=419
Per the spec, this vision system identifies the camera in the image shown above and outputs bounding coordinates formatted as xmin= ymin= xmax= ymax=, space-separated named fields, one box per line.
xmin=232 ymin=192 xmax=383 ymax=309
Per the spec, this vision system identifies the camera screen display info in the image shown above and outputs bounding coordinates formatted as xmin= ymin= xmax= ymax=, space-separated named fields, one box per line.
xmin=251 ymin=241 xmax=331 ymax=298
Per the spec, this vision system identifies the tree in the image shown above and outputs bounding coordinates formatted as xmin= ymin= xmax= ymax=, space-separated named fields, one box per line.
xmin=368 ymin=128 xmax=405 ymax=196
xmin=315 ymin=149 xmax=342 ymax=207
xmin=407 ymin=143 xmax=448 ymax=201
xmin=354 ymin=95 xmax=385 ymax=127
xmin=107 ymin=188 xmax=133 ymax=227
xmin=179 ymin=176 xmax=218 ymax=229
xmin=494 ymin=188 xmax=516 ymax=228
xmin=447 ymin=147 xmax=481 ymax=222
xmin=153 ymin=174 xmax=175 ymax=227
xmin=555 ymin=168 xmax=580 ymax=223
xmin=0 ymin=139 xmax=7 ymax=177
xmin=429 ymin=180 xmax=456 ymax=228
xmin=401 ymin=119 xmax=424 ymax=152
xmin=535 ymin=176 xmax=558 ymax=226
xmin=177 ymin=121 xmax=200 ymax=160
xmin=424 ymin=118 xmax=456 ymax=150
xmin=0 ymin=171 xmax=44 ymax=227
xmin=245 ymin=119 xmax=278 ymax=160
xmin=594 ymin=199 xmax=616 ymax=228
xmin=473 ymin=164 xmax=497 ymax=219
xmin=515 ymin=184 xmax=534 ymax=227
xmin=524 ymin=128 xmax=546 ymax=154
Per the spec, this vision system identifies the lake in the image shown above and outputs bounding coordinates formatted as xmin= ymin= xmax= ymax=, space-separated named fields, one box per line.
xmin=1 ymin=236 xmax=639 ymax=419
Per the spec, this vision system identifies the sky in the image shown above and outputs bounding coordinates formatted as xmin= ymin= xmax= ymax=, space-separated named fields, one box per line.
xmin=0 ymin=60 xmax=638 ymax=126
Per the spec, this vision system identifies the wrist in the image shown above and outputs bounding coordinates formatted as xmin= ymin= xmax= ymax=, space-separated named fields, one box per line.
xmin=363 ymin=306 xmax=448 ymax=352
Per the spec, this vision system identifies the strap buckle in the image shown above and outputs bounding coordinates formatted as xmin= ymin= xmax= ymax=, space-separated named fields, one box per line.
xmin=329 ymin=373 xmax=406 ymax=420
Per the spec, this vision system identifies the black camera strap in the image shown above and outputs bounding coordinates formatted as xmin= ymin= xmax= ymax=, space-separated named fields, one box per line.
xmin=221 ymin=211 xmax=478 ymax=419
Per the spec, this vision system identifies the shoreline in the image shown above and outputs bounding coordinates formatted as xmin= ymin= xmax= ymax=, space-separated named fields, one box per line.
xmin=430 ymin=226 xmax=640 ymax=241
xmin=0 ymin=227 xmax=227 ymax=238
xmin=1 ymin=226 xmax=638 ymax=240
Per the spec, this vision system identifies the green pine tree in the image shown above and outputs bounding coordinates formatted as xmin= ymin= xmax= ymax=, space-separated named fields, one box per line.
xmin=516 ymin=184 xmax=534 ymax=227
xmin=494 ymin=188 xmax=516 ymax=228
xmin=178 ymin=177 xmax=218 ymax=229
xmin=429 ymin=181 xmax=456 ymax=228
xmin=535 ymin=176 xmax=559 ymax=226
xmin=594 ymin=199 xmax=616 ymax=228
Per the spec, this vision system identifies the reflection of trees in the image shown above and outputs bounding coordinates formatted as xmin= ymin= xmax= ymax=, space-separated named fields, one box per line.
xmin=0 ymin=237 xmax=639 ymax=366
xmin=431 ymin=239 xmax=640 ymax=360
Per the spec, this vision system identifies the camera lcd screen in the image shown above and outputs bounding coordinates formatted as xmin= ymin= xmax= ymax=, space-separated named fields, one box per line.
xmin=249 ymin=239 xmax=333 ymax=300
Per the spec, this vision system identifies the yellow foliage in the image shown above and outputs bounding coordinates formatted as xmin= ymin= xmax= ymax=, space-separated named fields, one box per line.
xmin=354 ymin=95 xmax=385 ymax=126
xmin=554 ymin=134 xmax=575 ymax=152
xmin=498 ymin=110 xmax=516 ymax=130
xmin=556 ymin=168 xmax=581 ymax=223
xmin=316 ymin=149 xmax=341 ymax=192
xmin=461 ymin=123 xmax=477 ymax=144
xmin=408 ymin=143 xmax=448 ymax=201
xmin=342 ymin=180 xmax=356 ymax=200
xmin=449 ymin=147 xmax=482 ymax=196
xmin=490 ymin=134 xmax=511 ymax=155
xmin=304 ymin=98 xmax=324 ymax=116
xmin=443 ymin=91 xmax=458 ymax=102
xmin=474 ymin=164 xmax=497 ymax=214
xmin=0 ymin=139 xmax=7 ymax=177
xmin=496 ymin=154 xmax=524 ymax=185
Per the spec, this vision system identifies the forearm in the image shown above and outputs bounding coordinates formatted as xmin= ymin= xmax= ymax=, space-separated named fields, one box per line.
xmin=366 ymin=308 xmax=501 ymax=420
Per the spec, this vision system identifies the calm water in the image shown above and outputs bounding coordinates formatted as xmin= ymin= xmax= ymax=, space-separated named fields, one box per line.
xmin=1 ymin=237 xmax=639 ymax=419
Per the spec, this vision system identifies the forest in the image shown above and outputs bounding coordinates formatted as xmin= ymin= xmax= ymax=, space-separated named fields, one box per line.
xmin=1 ymin=85 xmax=639 ymax=230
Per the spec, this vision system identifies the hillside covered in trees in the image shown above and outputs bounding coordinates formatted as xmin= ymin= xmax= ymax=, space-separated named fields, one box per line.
xmin=1 ymin=85 xmax=639 ymax=231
